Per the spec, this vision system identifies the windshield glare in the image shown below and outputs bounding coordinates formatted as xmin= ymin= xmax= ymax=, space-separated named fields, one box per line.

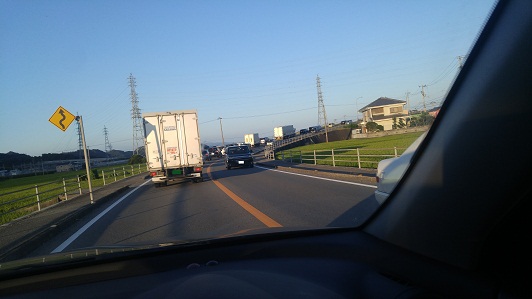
xmin=0 ymin=1 xmax=496 ymax=267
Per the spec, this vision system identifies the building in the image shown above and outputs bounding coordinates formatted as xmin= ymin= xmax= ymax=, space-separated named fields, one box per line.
xmin=56 ymin=163 xmax=74 ymax=173
xmin=428 ymin=106 xmax=441 ymax=118
xmin=359 ymin=97 xmax=408 ymax=131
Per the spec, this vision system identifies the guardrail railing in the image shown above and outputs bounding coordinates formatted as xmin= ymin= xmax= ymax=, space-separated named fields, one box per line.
xmin=277 ymin=147 xmax=405 ymax=169
xmin=0 ymin=164 xmax=146 ymax=225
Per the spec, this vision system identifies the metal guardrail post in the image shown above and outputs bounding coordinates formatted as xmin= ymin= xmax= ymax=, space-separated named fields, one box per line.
xmin=332 ymin=149 xmax=336 ymax=167
xmin=102 ymin=170 xmax=106 ymax=185
xmin=123 ymin=166 xmax=126 ymax=178
xmin=114 ymin=169 xmax=117 ymax=182
xmin=62 ymin=178 xmax=68 ymax=201
xmin=131 ymin=165 xmax=134 ymax=175
xmin=77 ymin=176 xmax=82 ymax=194
xmin=35 ymin=185 xmax=41 ymax=211
xmin=357 ymin=148 xmax=361 ymax=169
xmin=394 ymin=147 xmax=398 ymax=157
xmin=314 ymin=150 xmax=317 ymax=165
xmin=290 ymin=151 xmax=293 ymax=163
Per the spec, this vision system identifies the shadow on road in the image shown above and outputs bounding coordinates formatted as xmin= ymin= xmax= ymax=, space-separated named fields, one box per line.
xmin=327 ymin=195 xmax=380 ymax=228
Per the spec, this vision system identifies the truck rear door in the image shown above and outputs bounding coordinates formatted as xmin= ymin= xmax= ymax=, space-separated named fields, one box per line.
xmin=160 ymin=112 xmax=202 ymax=168
xmin=143 ymin=115 xmax=164 ymax=171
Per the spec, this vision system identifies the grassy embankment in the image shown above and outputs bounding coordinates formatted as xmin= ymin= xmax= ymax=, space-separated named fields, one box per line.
xmin=0 ymin=163 xmax=146 ymax=224
xmin=276 ymin=131 xmax=425 ymax=168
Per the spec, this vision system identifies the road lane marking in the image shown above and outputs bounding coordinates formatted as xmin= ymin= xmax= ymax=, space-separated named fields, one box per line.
xmin=207 ymin=166 xmax=282 ymax=228
xmin=255 ymin=165 xmax=377 ymax=189
xmin=51 ymin=179 xmax=152 ymax=253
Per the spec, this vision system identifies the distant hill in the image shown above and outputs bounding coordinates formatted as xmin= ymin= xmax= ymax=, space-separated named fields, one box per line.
xmin=0 ymin=152 xmax=33 ymax=169
xmin=0 ymin=149 xmax=136 ymax=170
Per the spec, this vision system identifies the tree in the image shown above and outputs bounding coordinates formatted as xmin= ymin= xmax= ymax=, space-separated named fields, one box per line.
xmin=398 ymin=118 xmax=406 ymax=128
xmin=410 ymin=112 xmax=435 ymax=127
xmin=129 ymin=154 xmax=146 ymax=165
xmin=392 ymin=117 xmax=398 ymax=129
xmin=366 ymin=122 xmax=379 ymax=132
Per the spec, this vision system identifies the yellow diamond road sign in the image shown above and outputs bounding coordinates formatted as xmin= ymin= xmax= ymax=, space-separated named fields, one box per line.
xmin=49 ymin=106 xmax=76 ymax=132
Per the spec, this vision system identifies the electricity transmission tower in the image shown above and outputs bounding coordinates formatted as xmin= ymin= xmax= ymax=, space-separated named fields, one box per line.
xmin=103 ymin=126 xmax=113 ymax=153
xmin=316 ymin=75 xmax=329 ymax=142
xmin=128 ymin=74 xmax=143 ymax=155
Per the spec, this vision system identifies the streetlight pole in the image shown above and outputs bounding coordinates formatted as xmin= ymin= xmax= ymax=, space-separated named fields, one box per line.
xmin=355 ymin=96 xmax=363 ymax=122
xmin=218 ymin=117 xmax=225 ymax=147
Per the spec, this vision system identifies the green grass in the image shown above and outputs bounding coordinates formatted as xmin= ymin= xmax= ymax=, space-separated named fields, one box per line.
xmin=276 ymin=131 xmax=425 ymax=168
xmin=0 ymin=163 xmax=147 ymax=225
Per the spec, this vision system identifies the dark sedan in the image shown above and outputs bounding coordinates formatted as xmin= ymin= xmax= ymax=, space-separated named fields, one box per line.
xmin=225 ymin=145 xmax=254 ymax=169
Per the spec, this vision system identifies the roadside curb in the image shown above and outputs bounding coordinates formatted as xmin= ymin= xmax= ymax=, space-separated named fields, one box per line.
xmin=0 ymin=185 xmax=130 ymax=262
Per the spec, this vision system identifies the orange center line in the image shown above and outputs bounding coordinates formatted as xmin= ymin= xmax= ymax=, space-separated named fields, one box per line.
xmin=207 ymin=165 xmax=282 ymax=228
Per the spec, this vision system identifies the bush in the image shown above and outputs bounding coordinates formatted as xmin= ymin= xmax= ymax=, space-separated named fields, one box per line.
xmin=91 ymin=168 xmax=100 ymax=179
xmin=129 ymin=154 xmax=146 ymax=165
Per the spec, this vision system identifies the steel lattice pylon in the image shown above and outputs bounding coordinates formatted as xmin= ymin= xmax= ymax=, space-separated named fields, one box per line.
xmin=128 ymin=74 xmax=143 ymax=155
xmin=316 ymin=75 xmax=329 ymax=142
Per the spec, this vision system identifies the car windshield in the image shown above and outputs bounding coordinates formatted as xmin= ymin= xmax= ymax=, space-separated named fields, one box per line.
xmin=0 ymin=0 xmax=496 ymax=268
xmin=227 ymin=146 xmax=249 ymax=155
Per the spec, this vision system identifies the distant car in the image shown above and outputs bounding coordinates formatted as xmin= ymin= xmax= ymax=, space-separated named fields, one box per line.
xmin=375 ymin=132 xmax=427 ymax=205
xmin=202 ymin=150 xmax=211 ymax=161
xmin=299 ymin=129 xmax=309 ymax=134
xmin=208 ymin=147 xmax=220 ymax=157
xmin=225 ymin=145 xmax=254 ymax=169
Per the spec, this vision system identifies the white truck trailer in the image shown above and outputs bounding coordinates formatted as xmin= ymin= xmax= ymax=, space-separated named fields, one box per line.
xmin=142 ymin=110 xmax=203 ymax=186
xmin=244 ymin=133 xmax=260 ymax=146
xmin=274 ymin=125 xmax=296 ymax=140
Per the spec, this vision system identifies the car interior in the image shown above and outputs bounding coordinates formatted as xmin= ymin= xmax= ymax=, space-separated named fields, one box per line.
xmin=0 ymin=0 xmax=531 ymax=298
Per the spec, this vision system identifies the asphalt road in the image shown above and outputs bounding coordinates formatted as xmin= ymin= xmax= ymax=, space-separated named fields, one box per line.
xmin=31 ymin=160 xmax=378 ymax=257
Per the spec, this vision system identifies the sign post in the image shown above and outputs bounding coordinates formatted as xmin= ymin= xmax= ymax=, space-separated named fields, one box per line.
xmin=49 ymin=106 xmax=94 ymax=204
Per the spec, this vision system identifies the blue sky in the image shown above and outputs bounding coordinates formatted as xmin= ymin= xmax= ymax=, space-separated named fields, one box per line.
xmin=0 ymin=0 xmax=496 ymax=156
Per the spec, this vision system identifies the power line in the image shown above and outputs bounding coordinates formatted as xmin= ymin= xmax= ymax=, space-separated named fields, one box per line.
xmin=222 ymin=107 xmax=317 ymax=120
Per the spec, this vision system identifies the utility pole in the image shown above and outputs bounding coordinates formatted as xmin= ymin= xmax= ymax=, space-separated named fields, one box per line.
xmin=355 ymin=96 xmax=362 ymax=121
xmin=405 ymin=91 xmax=411 ymax=112
xmin=316 ymin=75 xmax=329 ymax=142
xmin=419 ymin=85 xmax=427 ymax=112
xmin=129 ymin=74 xmax=143 ymax=155
xmin=218 ymin=117 xmax=225 ymax=147
xmin=457 ymin=55 xmax=465 ymax=70
xmin=76 ymin=113 xmax=83 ymax=160
xmin=76 ymin=115 xmax=94 ymax=204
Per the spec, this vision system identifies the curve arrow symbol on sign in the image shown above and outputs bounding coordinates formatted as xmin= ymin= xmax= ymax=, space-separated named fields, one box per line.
xmin=58 ymin=109 xmax=66 ymax=129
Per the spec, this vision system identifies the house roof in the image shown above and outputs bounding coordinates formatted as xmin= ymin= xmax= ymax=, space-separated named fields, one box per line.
xmin=359 ymin=97 xmax=406 ymax=112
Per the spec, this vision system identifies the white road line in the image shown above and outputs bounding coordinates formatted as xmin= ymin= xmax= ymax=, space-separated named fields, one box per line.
xmin=51 ymin=179 xmax=152 ymax=253
xmin=255 ymin=165 xmax=377 ymax=189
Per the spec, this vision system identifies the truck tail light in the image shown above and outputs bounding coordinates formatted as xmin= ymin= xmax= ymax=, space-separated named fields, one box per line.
xmin=194 ymin=167 xmax=202 ymax=172
xmin=150 ymin=172 xmax=157 ymax=177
